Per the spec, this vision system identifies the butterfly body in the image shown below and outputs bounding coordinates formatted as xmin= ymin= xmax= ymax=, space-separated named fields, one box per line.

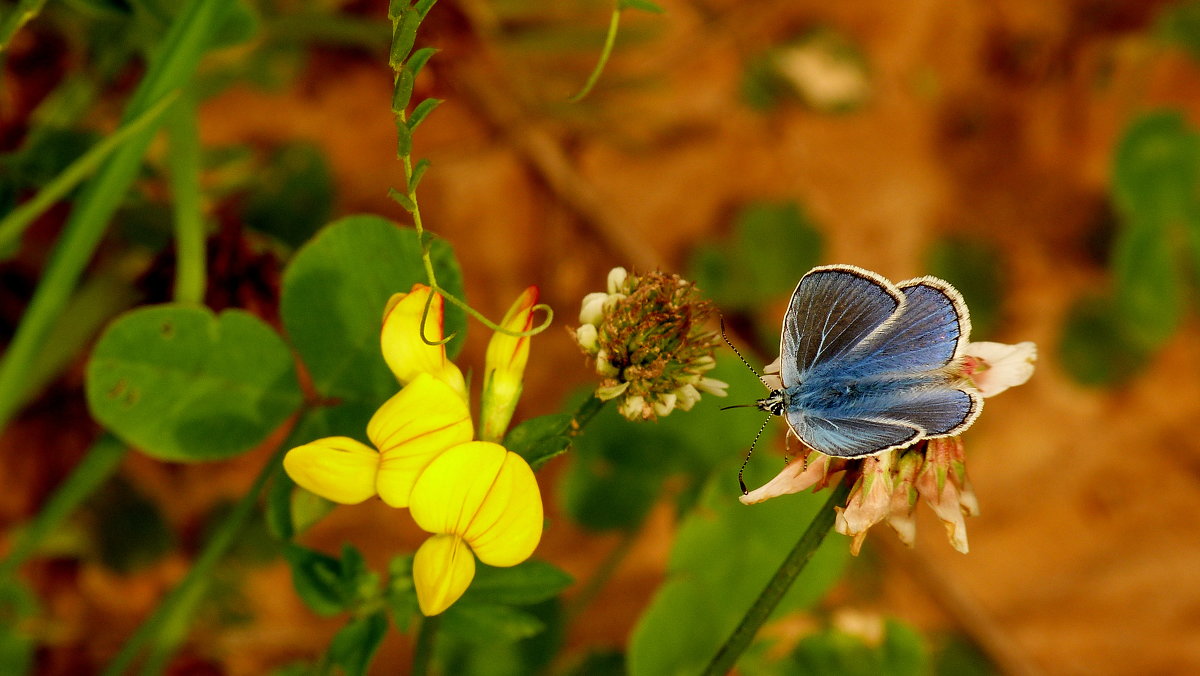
xmin=757 ymin=264 xmax=982 ymax=458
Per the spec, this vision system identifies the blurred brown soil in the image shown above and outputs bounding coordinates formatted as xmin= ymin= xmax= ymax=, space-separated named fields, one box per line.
xmin=5 ymin=0 xmax=1200 ymax=674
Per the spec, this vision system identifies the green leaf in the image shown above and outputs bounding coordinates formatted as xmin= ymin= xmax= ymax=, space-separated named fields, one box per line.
xmin=280 ymin=215 xmax=466 ymax=405
xmin=619 ymin=0 xmax=665 ymax=14
xmin=1156 ymin=1 xmax=1200 ymax=61
xmin=85 ymin=305 xmax=302 ymax=461
xmin=281 ymin=543 xmax=378 ymax=616
xmin=560 ymin=356 xmax=774 ymax=530
xmin=441 ymin=603 xmax=546 ymax=644
xmin=393 ymin=68 xmax=415 ymax=112
xmin=395 ymin=119 xmax=413 ymax=157
xmin=87 ymin=476 xmax=175 ymax=573
xmin=406 ymin=47 xmax=438 ymax=78
xmin=689 ymin=201 xmax=822 ymax=309
xmin=504 ymin=413 xmax=573 ymax=469
xmin=387 ymin=187 xmax=417 ymax=212
xmin=385 ymin=555 xmax=419 ymax=633
xmin=933 ymin=633 xmax=997 ymax=676
xmin=926 ymin=236 xmax=1005 ymax=339
xmin=1058 ymin=295 xmax=1151 ymax=386
xmin=459 ymin=560 xmax=574 ymax=606
xmin=414 ymin=0 xmax=436 ymax=20
xmin=290 ymin=487 xmax=336 ymax=536
xmin=265 ymin=463 xmax=296 ymax=541
xmin=440 ymin=599 xmax=566 ymax=675
xmin=1110 ymin=111 xmax=1198 ymax=347
xmin=628 ymin=466 xmax=849 ymax=676
xmin=389 ymin=8 xmax=422 ymax=68
xmin=210 ymin=0 xmax=259 ymax=48
xmin=785 ymin=619 xmax=928 ymax=676
xmin=409 ymin=158 xmax=431 ymax=193
xmin=328 ymin=612 xmax=389 ymax=676
xmin=407 ymin=98 xmax=442 ymax=131
xmin=283 ymin=544 xmax=346 ymax=615
xmin=242 ymin=143 xmax=335 ymax=248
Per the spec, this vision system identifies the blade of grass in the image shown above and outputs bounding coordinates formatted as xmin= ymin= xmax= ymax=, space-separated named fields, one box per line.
xmin=165 ymin=93 xmax=206 ymax=305
xmin=0 ymin=92 xmax=180 ymax=258
xmin=0 ymin=0 xmax=49 ymax=54
xmin=0 ymin=0 xmax=236 ymax=430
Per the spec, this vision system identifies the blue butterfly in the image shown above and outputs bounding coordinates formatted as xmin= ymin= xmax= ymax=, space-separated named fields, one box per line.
xmin=753 ymin=264 xmax=982 ymax=459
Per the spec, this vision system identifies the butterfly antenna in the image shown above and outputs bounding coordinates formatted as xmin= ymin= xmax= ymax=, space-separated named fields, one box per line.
xmin=738 ymin=414 xmax=772 ymax=495
xmin=720 ymin=316 xmax=769 ymax=387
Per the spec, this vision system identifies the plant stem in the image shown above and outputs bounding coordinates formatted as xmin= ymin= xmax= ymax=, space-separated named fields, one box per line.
xmin=411 ymin=613 xmax=441 ymax=676
xmin=701 ymin=478 xmax=853 ymax=676
xmin=572 ymin=394 xmax=607 ymax=430
xmin=0 ymin=0 xmax=234 ymax=431
xmin=166 ymin=91 xmax=206 ymax=306
xmin=0 ymin=436 xmax=126 ymax=579
xmin=568 ymin=4 xmax=620 ymax=102
xmin=102 ymin=439 xmax=294 ymax=676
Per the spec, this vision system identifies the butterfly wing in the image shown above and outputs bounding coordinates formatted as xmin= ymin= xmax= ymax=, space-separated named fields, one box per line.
xmin=785 ymin=410 xmax=923 ymax=458
xmin=781 ymin=265 xmax=904 ymax=387
xmin=845 ymin=277 xmax=970 ymax=375
xmin=782 ymin=273 xmax=981 ymax=456
xmin=864 ymin=384 xmax=982 ymax=437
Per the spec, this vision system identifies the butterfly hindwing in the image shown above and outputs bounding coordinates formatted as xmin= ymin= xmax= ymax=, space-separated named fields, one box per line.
xmin=781 ymin=265 xmax=903 ymax=387
xmin=845 ymin=278 xmax=969 ymax=376
xmin=864 ymin=385 xmax=982 ymax=437
xmin=785 ymin=410 xmax=923 ymax=458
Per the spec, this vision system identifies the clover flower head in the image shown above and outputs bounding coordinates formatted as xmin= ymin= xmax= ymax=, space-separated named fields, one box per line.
xmin=571 ymin=268 xmax=727 ymax=421
xmin=742 ymin=340 xmax=1036 ymax=554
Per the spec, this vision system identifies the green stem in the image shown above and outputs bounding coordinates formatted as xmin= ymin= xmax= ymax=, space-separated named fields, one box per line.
xmin=0 ymin=436 xmax=126 ymax=579
xmin=165 ymin=92 xmax=207 ymax=305
xmin=572 ymin=394 xmax=607 ymax=430
xmin=411 ymin=613 xmax=441 ymax=676
xmin=0 ymin=0 xmax=234 ymax=431
xmin=568 ymin=5 xmax=620 ymax=102
xmin=701 ymin=478 xmax=853 ymax=676
xmin=103 ymin=436 xmax=296 ymax=676
xmin=0 ymin=0 xmax=48 ymax=53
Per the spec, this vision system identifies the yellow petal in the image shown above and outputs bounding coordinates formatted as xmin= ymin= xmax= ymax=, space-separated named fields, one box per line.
xmin=380 ymin=284 xmax=467 ymax=399
xmin=409 ymin=441 xmax=543 ymax=567
xmin=368 ymin=373 xmax=473 ymax=508
xmin=282 ymin=436 xmax=379 ymax=505
xmin=480 ymin=286 xmax=538 ymax=441
xmin=413 ymin=534 xmax=476 ymax=616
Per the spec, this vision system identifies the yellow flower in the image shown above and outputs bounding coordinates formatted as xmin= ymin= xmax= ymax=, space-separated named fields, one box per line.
xmin=282 ymin=373 xmax=472 ymax=508
xmin=381 ymin=284 xmax=467 ymax=400
xmin=480 ymin=286 xmax=539 ymax=442
xmin=408 ymin=441 xmax=543 ymax=615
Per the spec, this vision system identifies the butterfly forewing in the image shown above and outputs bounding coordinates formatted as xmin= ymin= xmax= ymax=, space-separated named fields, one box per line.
xmin=845 ymin=279 xmax=968 ymax=376
xmin=782 ymin=266 xmax=903 ymax=387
